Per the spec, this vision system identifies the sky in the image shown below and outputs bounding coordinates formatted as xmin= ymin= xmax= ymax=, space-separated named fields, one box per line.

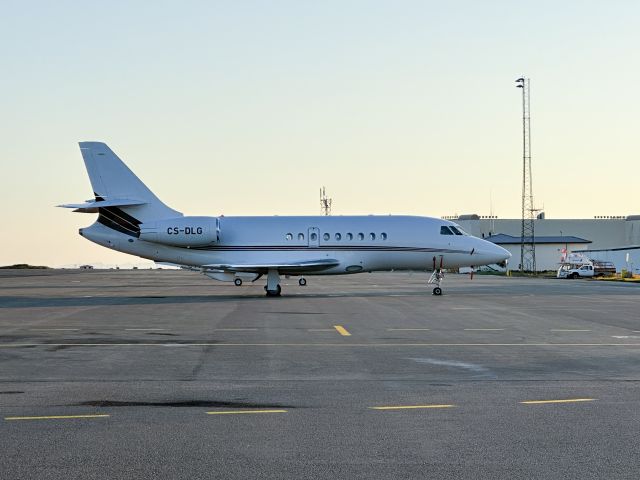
xmin=1 ymin=0 xmax=639 ymax=266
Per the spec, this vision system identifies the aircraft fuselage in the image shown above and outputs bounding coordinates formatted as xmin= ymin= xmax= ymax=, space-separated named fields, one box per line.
xmin=81 ymin=214 xmax=509 ymax=274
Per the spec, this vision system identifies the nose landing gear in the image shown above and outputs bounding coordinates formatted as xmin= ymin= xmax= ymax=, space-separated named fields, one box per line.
xmin=429 ymin=271 xmax=444 ymax=295
xmin=428 ymin=256 xmax=445 ymax=296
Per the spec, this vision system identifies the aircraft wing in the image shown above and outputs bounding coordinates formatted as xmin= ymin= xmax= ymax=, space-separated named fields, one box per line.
xmin=201 ymin=259 xmax=340 ymax=274
xmin=154 ymin=262 xmax=199 ymax=271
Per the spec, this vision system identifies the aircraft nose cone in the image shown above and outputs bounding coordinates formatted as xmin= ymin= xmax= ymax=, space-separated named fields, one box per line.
xmin=496 ymin=244 xmax=511 ymax=260
xmin=476 ymin=240 xmax=511 ymax=264
xmin=488 ymin=243 xmax=511 ymax=263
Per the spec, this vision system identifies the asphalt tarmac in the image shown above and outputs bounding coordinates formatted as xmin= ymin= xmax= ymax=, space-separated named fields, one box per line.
xmin=1 ymin=269 xmax=639 ymax=479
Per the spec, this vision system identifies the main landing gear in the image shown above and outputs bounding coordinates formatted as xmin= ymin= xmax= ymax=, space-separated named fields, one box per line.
xmin=264 ymin=269 xmax=282 ymax=297
xmin=262 ymin=272 xmax=307 ymax=296
xmin=234 ymin=278 xmax=243 ymax=287
xmin=265 ymin=285 xmax=282 ymax=297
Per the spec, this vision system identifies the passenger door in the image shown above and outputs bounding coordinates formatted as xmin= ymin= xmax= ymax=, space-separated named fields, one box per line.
xmin=308 ymin=227 xmax=320 ymax=248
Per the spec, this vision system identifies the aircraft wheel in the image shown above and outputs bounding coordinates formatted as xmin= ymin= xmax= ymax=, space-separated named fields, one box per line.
xmin=266 ymin=285 xmax=282 ymax=297
xmin=432 ymin=287 xmax=442 ymax=296
xmin=234 ymin=278 xmax=243 ymax=286
xmin=298 ymin=278 xmax=307 ymax=286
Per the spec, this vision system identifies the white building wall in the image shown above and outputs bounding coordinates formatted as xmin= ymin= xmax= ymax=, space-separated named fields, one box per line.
xmin=500 ymin=243 xmax=586 ymax=272
xmin=625 ymin=222 xmax=640 ymax=246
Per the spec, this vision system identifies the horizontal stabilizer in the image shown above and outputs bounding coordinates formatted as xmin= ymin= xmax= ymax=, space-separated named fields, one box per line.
xmin=202 ymin=259 xmax=339 ymax=274
xmin=57 ymin=198 xmax=147 ymax=213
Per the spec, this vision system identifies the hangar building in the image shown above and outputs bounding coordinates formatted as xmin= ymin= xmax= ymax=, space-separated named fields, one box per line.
xmin=449 ymin=214 xmax=640 ymax=272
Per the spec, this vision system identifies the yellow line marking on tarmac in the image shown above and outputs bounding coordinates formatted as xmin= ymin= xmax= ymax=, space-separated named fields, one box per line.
xmin=464 ymin=328 xmax=505 ymax=331
xmin=334 ymin=325 xmax=351 ymax=336
xmin=5 ymin=414 xmax=109 ymax=421
xmin=550 ymin=329 xmax=591 ymax=332
xmin=520 ymin=398 xmax=596 ymax=405
xmin=206 ymin=410 xmax=287 ymax=415
xmin=1 ymin=343 xmax=639 ymax=348
xmin=370 ymin=405 xmax=454 ymax=410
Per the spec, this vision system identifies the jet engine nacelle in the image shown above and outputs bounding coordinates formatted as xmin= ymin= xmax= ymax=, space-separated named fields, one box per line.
xmin=139 ymin=216 xmax=219 ymax=246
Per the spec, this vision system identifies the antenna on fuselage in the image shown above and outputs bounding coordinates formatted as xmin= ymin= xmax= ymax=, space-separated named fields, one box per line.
xmin=320 ymin=186 xmax=332 ymax=216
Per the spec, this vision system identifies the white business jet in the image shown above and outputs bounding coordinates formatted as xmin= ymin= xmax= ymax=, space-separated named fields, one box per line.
xmin=60 ymin=142 xmax=510 ymax=296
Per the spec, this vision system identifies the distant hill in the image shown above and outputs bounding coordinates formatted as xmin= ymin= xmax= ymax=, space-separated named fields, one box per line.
xmin=0 ymin=264 xmax=50 ymax=269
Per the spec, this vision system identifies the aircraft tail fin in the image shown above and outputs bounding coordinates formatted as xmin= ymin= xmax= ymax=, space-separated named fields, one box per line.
xmin=77 ymin=142 xmax=182 ymax=223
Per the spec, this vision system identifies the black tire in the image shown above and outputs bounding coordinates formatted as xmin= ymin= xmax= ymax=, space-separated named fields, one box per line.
xmin=570 ymin=273 xmax=579 ymax=279
xmin=298 ymin=278 xmax=307 ymax=286
xmin=433 ymin=287 xmax=442 ymax=296
xmin=234 ymin=278 xmax=242 ymax=286
xmin=266 ymin=285 xmax=282 ymax=297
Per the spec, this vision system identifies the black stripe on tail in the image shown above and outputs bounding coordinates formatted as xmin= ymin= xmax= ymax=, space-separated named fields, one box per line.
xmin=95 ymin=194 xmax=141 ymax=237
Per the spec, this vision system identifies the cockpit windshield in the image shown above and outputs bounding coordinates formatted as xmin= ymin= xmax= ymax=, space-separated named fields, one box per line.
xmin=441 ymin=225 xmax=469 ymax=236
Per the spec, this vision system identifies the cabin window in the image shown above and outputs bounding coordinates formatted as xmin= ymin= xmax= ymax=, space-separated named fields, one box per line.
xmin=298 ymin=233 xmax=304 ymax=241
xmin=381 ymin=232 xmax=387 ymax=240
xmin=335 ymin=233 xmax=342 ymax=241
xmin=440 ymin=226 xmax=454 ymax=235
xmin=347 ymin=233 xmax=353 ymax=240
xmin=449 ymin=226 xmax=463 ymax=236
xmin=323 ymin=233 xmax=330 ymax=241
xmin=370 ymin=233 xmax=376 ymax=241
xmin=285 ymin=233 xmax=293 ymax=241
xmin=310 ymin=232 xmax=317 ymax=241
xmin=358 ymin=233 xmax=364 ymax=241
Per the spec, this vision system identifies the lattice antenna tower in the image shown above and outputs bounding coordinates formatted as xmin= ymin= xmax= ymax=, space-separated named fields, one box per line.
xmin=516 ymin=77 xmax=537 ymax=273
xmin=320 ymin=186 xmax=332 ymax=216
